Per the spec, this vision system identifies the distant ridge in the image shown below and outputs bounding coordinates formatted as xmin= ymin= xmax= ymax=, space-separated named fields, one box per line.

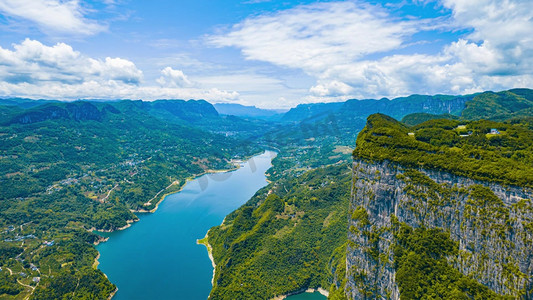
xmin=214 ymin=103 xmax=286 ymax=119
xmin=2 ymin=88 xmax=531 ymax=124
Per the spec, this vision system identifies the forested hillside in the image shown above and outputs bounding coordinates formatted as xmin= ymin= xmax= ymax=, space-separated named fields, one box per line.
xmin=354 ymin=114 xmax=533 ymax=187
xmin=207 ymin=165 xmax=350 ymax=299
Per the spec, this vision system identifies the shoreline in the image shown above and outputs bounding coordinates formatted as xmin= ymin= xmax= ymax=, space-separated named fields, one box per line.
xmin=93 ymin=253 xmax=101 ymax=269
xmin=90 ymin=153 xmax=258 ymax=235
xmin=108 ymin=287 xmax=118 ymax=300
xmin=197 ymin=231 xmax=216 ymax=287
xmin=131 ymin=152 xmax=261 ymax=214
xmin=272 ymin=288 xmax=329 ymax=300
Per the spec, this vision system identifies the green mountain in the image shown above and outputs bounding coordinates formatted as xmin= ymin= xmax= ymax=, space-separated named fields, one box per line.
xmin=462 ymin=89 xmax=533 ymax=121
xmin=354 ymin=113 xmax=533 ymax=187
xmin=282 ymin=102 xmax=345 ymax=123
xmin=348 ymin=114 xmax=532 ymax=298
xmin=280 ymin=93 xmax=472 ymax=124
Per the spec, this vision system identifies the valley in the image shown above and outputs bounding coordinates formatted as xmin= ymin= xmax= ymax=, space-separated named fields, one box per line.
xmin=0 ymin=89 xmax=532 ymax=299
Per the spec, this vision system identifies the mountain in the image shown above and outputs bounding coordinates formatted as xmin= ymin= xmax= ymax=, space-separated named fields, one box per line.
xmin=4 ymin=101 xmax=106 ymax=125
xmin=462 ymin=90 xmax=533 ymax=121
xmin=1 ymin=89 xmax=531 ymax=299
xmin=148 ymin=99 xmax=219 ymax=122
xmin=338 ymin=94 xmax=469 ymax=120
xmin=0 ymin=98 xmax=58 ymax=109
xmin=280 ymin=93 xmax=471 ymax=124
xmin=264 ymin=92 xmax=482 ymax=181
xmin=348 ymin=113 xmax=532 ymax=298
xmin=213 ymin=103 xmax=286 ymax=119
xmin=281 ymin=102 xmax=344 ymax=122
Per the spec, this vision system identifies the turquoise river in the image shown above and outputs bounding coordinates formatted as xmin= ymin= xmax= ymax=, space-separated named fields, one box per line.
xmin=96 ymin=151 xmax=326 ymax=299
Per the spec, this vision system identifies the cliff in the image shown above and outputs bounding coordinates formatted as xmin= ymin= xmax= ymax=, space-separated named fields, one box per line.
xmin=6 ymin=101 xmax=105 ymax=125
xmin=347 ymin=159 xmax=533 ymax=299
xmin=346 ymin=113 xmax=533 ymax=299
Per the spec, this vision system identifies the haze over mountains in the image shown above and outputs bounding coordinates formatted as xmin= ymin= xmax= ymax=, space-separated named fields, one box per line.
xmin=4 ymin=88 xmax=532 ymax=124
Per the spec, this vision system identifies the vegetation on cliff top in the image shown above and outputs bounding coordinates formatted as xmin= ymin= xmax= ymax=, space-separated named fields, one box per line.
xmin=353 ymin=113 xmax=533 ymax=188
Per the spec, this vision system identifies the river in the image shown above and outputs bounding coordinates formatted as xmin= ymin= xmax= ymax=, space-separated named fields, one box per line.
xmin=96 ymin=150 xmax=325 ymax=299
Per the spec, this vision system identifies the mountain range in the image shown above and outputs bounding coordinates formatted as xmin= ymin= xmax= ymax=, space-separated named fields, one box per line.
xmin=0 ymin=88 xmax=531 ymax=299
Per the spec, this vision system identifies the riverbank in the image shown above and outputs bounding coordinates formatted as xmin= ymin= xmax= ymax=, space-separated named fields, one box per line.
xmin=197 ymin=231 xmax=216 ymax=286
xmin=94 ymin=151 xmax=276 ymax=300
xmin=108 ymin=287 xmax=118 ymax=300
xmin=272 ymin=288 xmax=329 ymax=300
xmin=132 ymin=155 xmax=258 ymax=214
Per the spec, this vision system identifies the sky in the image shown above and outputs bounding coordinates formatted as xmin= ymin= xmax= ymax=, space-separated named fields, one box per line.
xmin=0 ymin=0 xmax=532 ymax=108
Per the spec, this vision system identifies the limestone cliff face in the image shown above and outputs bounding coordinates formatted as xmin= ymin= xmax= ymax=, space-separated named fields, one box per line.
xmin=346 ymin=159 xmax=533 ymax=299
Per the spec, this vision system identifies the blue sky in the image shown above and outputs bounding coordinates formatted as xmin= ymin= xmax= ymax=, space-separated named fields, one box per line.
xmin=0 ymin=0 xmax=532 ymax=108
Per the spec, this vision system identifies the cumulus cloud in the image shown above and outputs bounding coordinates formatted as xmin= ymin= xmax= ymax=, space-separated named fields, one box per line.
xmin=310 ymin=80 xmax=354 ymax=97
xmin=209 ymin=0 xmax=533 ymax=101
xmin=0 ymin=0 xmax=106 ymax=35
xmin=0 ymin=80 xmax=241 ymax=102
xmin=0 ymin=39 xmax=241 ymax=102
xmin=441 ymin=0 xmax=533 ymax=76
xmin=157 ymin=67 xmax=193 ymax=87
xmin=0 ymin=39 xmax=142 ymax=85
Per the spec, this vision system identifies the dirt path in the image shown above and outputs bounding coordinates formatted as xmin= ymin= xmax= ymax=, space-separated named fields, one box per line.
xmin=17 ymin=279 xmax=35 ymax=291
xmin=101 ymin=184 xmax=118 ymax=202
xmin=143 ymin=181 xmax=179 ymax=206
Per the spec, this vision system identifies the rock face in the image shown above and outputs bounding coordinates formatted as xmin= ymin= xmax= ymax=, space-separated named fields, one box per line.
xmin=347 ymin=159 xmax=533 ymax=299
xmin=150 ymin=99 xmax=219 ymax=122
xmin=8 ymin=102 xmax=105 ymax=125
xmin=340 ymin=95 xmax=469 ymax=121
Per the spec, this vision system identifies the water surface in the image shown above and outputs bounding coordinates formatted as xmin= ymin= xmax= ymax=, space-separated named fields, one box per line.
xmin=97 ymin=151 xmax=275 ymax=299
xmin=286 ymin=292 xmax=327 ymax=300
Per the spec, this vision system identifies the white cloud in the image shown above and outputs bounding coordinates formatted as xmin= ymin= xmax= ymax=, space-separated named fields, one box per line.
xmin=0 ymin=80 xmax=241 ymax=102
xmin=310 ymin=80 xmax=354 ymax=97
xmin=0 ymin=39 xmax=142 ymax=84
xmin=157 ymin=67 xmax=193 ymax=87
xmin=441 ymin=0 xmax=533 ymax=75
xmin=0 ymin=0 xmax=106 ymax=35
xmin=209 ymin=0 xmax=533 ymax=101
xmin=209 ymin=1 xmax=416 ymax=74
xmin=0 ymin=39 xmax=241 ymax=102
